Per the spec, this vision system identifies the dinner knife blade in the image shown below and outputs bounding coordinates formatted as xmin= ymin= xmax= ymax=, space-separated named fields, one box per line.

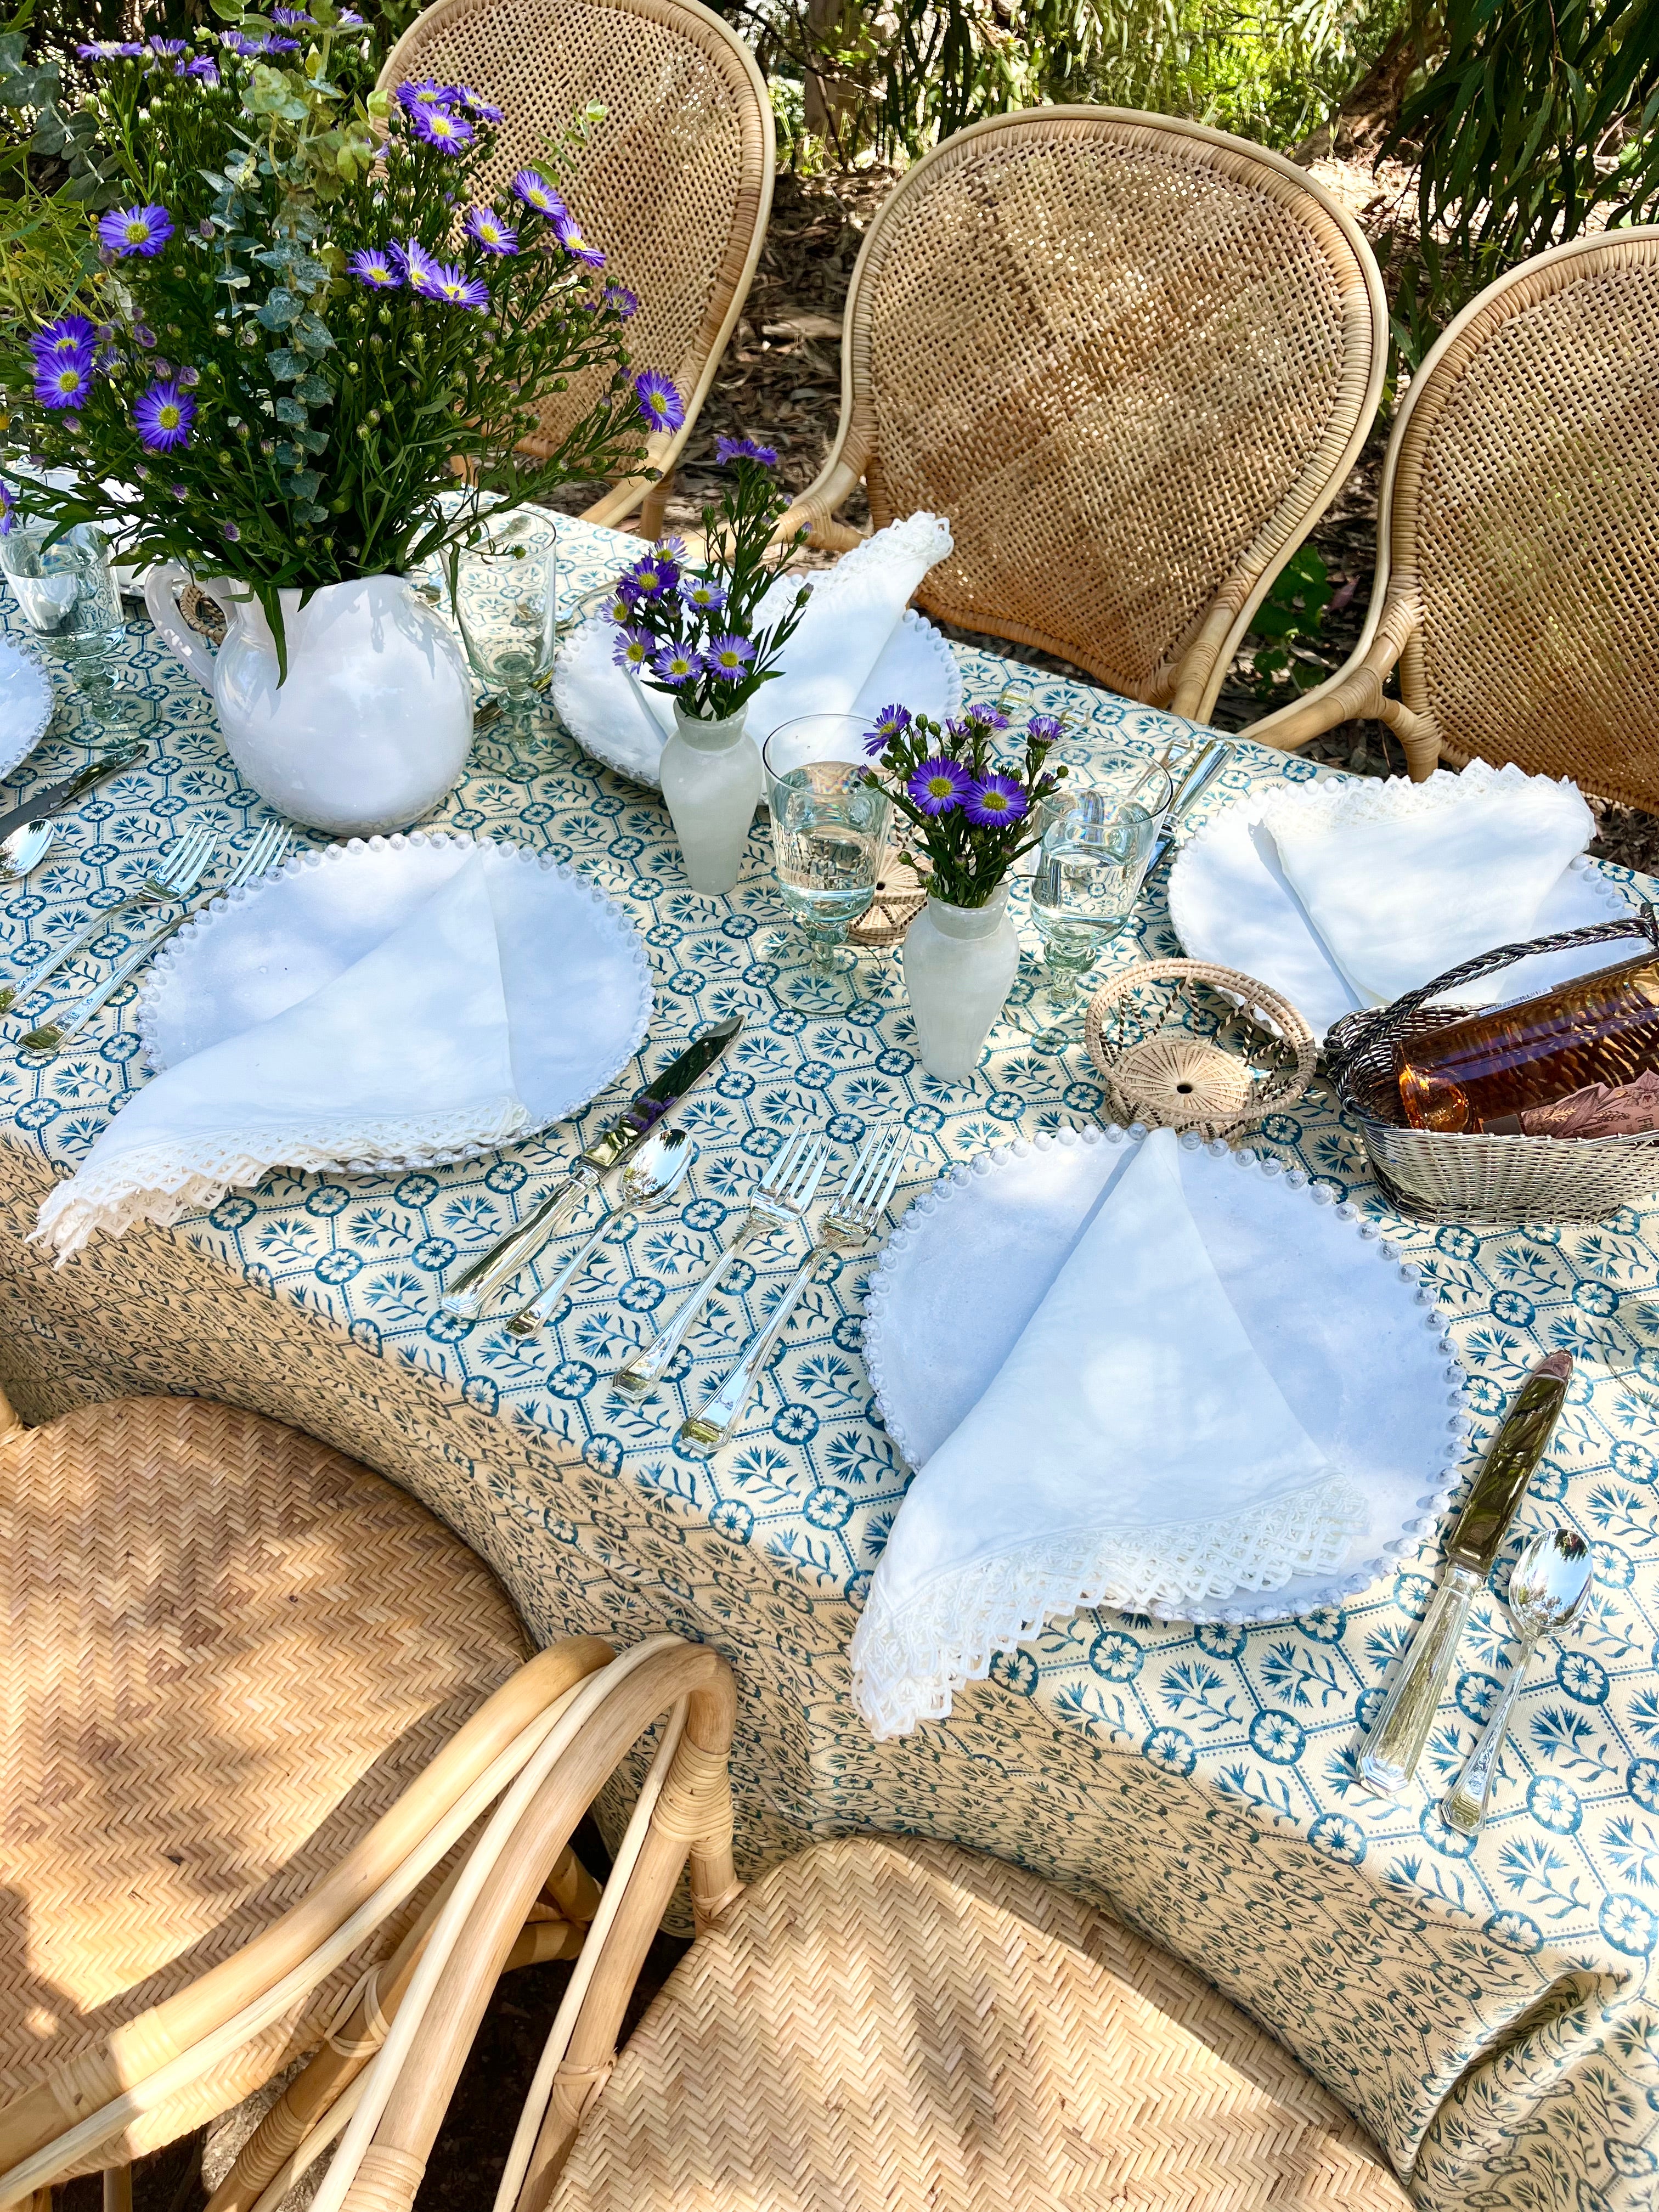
xmin=439 ymin=1014 xmax=745 ymax=1319
xmin=1358 ymin=1349 xmax=1572 ymax=1797
xmin=0 ymin=740 xmax=148 ymax=844
xmin=1146 ymin=739 xmax=1232 ymax=871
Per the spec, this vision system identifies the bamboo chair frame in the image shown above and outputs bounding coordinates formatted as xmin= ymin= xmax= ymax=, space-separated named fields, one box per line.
xmin=378 ymin=0 xmax=774 ymax=537
xmin=1248 ymin=228 xmax=1659 ymax=803
xmin=775 ymin=108 xmax=1387 ymax=722
xmin=0 ymin=1638 xmax=618 ymax=2212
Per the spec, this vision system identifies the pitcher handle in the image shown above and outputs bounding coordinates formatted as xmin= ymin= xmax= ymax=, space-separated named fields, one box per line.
xmin=145 ymin=560 xmax=219 ymax=690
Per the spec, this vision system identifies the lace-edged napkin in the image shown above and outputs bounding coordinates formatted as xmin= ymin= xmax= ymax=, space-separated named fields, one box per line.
xmin=849 ymin=1128 xmax=1365 ymax=1741
xmin=36 ymin=853 xmax=528 ymax=1261
xmin=1262 ymin=761 xmax=1594 ymax=1009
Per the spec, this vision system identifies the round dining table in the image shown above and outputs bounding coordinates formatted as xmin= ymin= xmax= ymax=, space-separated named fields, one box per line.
xmin=3 ymin=514 xmax=1657 ymax=2212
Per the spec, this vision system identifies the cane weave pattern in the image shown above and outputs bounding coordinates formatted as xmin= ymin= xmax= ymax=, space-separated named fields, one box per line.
xmin=552 ymin=1835 xmax=1409 ymax=2211
xmin=0 ymin=1397 xmax=529 ymax=2166
xmin=787 ymin=111 xmax=1386 ymax=719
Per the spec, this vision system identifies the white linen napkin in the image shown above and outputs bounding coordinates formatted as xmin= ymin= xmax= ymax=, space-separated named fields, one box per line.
xmin=36 ymin=853 xmax=528 ymax=1260
xmin=623 ymin=511 xmax=954 ymax=738
xmin=1262 ymin=761 xmax=1594 ymax=1008
xmin=849 ymin=1129 xmax=1364 ymax=1741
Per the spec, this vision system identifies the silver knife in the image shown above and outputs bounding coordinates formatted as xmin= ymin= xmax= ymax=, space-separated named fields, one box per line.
xmin=0 ymin=740 xmax=149 ymax=843
xmin=1146 ymin=738 xmax=1232 ymax=871
xmin=440 ymin=1015 xmax=744 ymax=1321
xmin=1358 ymin=1349 xmax=1572 ymax=1797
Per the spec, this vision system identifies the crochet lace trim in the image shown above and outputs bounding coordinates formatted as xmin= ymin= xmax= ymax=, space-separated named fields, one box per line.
xmin=33 ymin=1094 xmax=529 ymax=1262
xmin=849 ymin=1471 xmax=1367 ymax=1741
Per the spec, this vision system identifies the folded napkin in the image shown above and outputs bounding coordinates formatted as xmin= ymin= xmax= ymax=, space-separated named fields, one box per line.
xmin=1262 ymin=761 xmax=1593 ymax=1008
xmin=849 ymin=1129 xmax=1364 ymax=1740
xmin=36 ymin=853 xmax=528 ymax=1260
xmin=623 ymin=511 xmax=953 ymax=739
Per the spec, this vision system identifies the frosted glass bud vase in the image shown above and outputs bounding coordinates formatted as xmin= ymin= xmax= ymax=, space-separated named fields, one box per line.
xmin=660 ymin=702 xmax=762 ymax=896
xmin=902 ymin=887 xmax=1020 ymax=1082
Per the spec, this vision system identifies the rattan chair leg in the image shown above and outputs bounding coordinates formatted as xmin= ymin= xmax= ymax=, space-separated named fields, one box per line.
xmin=100 ymin=2169 xmax=129 ymax=2212
xmin=635 ymin=470 xmax=675 ymax=541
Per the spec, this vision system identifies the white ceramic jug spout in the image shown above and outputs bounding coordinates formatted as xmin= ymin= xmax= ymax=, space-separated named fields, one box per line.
xmin=146 ymin=566 xmax=473 ymax=836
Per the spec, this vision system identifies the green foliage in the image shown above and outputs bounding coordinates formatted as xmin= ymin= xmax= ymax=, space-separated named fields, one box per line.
xmin=1247 ymin=542 xmax=1333 ymax=701
xmin=1402 ymin=0 xmax=1659 ymax=265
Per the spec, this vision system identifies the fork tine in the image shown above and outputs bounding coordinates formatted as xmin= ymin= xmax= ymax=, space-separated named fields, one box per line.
xmin=842 ymin=1122 xmax=903 ymax=1210
xmin=757 ymin=1127 xmax=807 ymax=1191
xmin=857 ymin=1140 xmax=910 ymax=1227
xmin=794 ymin=1139 xmax=831 ymax=1209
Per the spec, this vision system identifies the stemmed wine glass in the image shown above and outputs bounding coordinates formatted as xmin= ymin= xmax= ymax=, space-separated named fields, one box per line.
xmin=443 ymin=507 xmax=560 ymax=747
xmin=763 ymin=713 xmax=892 ymax=978
xmin=0 ymin=518 xmax=150 ymax=729
xmin=1026 ymin=765 xmax=1173 ymax=1028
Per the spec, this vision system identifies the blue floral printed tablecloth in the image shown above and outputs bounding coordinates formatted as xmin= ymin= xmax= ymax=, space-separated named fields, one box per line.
xmin=3 ymin=515 xmax=1659 ymax=2210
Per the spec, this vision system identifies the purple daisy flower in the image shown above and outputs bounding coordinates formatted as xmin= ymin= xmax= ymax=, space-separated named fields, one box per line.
xmin=133 ymin=378 xmax=195 ymax=453
xmin=714 ymin=434 xmax=778 ymax=466
xmin=601 ymin=282 xmax=639 ymax=319
xmin=550 ymin=207 xmax=603 ymax=269
xmin=78 ymin=39 xmax=143 ymax=56
xmin=456 ymin=85 xmax=504 ymax=120
xmin=961 ymin=701 xmax=1009 ymax=731
xmin=907 ymin=758 xmax=972 ymax=815
xmin=704 ymin=634 xmax=755 ymax=678
xmin=0 ymin=481 xmax=13 ymax=535
xmin=962 ymin=771 xmax=1027 ymax=826
xmin=652 ymin=644 xmax=703 ymax=687
xmin=35 ymin=354 xmax=93 ymax=409
xmin=422 ymin=259 xmax=490 ymax=309
xmin=396 ymin=77 xmax=461 ymax=109
xmin=222 ymin=521 xmax=241 ymax=542
xmin=337 ymin=8 xmax=365 ymax=22
xmin=30 ymin=314 xmax=96 ymax=363
xmin=397 ymin=239 xmax=442 ymax=291
xmin=680 ymin=577 xmax=726 ymax=613
xmin=511 ymin=169 xmax=566 ymax=217
xmin=863 ymin=703 xmax=912 ymax=757
xmin=98 ymin=203 xmax=174 ymax=258
xmin=1026 ymin=714 xmax=1064 ymax=744
xmin=410 ymin=104 xmax=474 ymax=154
xmin=349 ymin=246 xmax=402 ymax=290
xmin=146 ymin=36 xmax=186 ymax=53
xmin=271 ymin=7 xmax=314 ymax=21
xmin=463 ymin=206 xmax=517 ymax=255
xmin=263 ymin=35 xmax=301 ymax=49
xmin=633 ymin=370 xmax=684 ymax=434
xmin=176 ymin=55 xmax=219 ymax=81
xmin=612 ymin=626 xmax=653 ymax=673
xmin=627 ymin=551 xmax=679 ymax=599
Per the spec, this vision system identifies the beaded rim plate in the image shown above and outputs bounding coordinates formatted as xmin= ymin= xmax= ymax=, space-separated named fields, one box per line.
xmin=0 ymin=636 xmax=55 ymax=781
xmin=134 ymin=831 xmax=653 ymax=1171
xmin=865 ymin=1124 xmax=1468 ymax=1626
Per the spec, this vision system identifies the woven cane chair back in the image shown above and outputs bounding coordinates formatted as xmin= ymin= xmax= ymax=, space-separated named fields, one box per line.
xmin=0 ymin=1396 xmax=531 ymax=2177
xmin=1383 ymin=229 xmax=1659 ymax=809
xmin=819 ymin=109 xmax=1386 ymax=716
xmin=379 ymin=0 xmax=772 ymax=482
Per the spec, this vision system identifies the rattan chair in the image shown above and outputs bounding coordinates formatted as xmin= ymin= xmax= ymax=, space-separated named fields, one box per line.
xmin=0 ymin=1388 xmax=615 ymax=2212
xmin=1248 ymin=228 xmax=1659 ymax=806
xmin=307 ymin=1632 xmax=1410 ymax=2212
xmin=379 ymin=0 xmax=774 ymax=535
xmin=775 ymin=108 xmax=1387 ymax=721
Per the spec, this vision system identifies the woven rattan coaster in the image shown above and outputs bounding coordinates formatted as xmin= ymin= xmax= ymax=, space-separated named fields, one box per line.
xmin=1085 ymin=958 xmax=1316 ymax=1139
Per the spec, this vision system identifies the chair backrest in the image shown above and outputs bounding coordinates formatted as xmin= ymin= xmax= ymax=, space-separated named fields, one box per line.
xmin=823 ymin=108 xmax=1386 ymax=718
xmin=1379 ymin=228 xmax=1659 ymax=809
xmin=379 ymin=0 xmax=772 ymax=472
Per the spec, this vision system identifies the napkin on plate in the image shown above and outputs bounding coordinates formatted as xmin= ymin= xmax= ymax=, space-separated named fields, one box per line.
xmin=35 ymin=853 xmax=528 ymax=1260
xmin=618 ymin=511 xmax=953 ymax=741
xmin=849 ymin=1128 xmax=1365 ymax=1741
xmin=1261 ymin=761 xmax=1594 ymax=1008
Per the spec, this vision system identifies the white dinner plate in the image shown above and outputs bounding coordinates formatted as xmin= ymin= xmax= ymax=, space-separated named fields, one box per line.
xmin=864 ymin=1125 xmax=1468 ymax=1626
xmin=0 ymin=636 xmax=55 ymax=779
xmin=551 ymin=598 xmax=963 ymax=787
xmin=135 ymin=831 xmax=652 ymax=1167
xmin=1168 ymin=793 xmax=1632 ymax=1043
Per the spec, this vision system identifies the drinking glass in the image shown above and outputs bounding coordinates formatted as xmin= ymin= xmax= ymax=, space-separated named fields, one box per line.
xmin=764 ymin=715 xmax=891 ymax=974
xmin=446 ymin=509 xmax=559 ymax=737
xmin=0 ymin=519 xmax=146 ymax=726
xmin=1028 ymin=766 xmax=1173 ymax=1022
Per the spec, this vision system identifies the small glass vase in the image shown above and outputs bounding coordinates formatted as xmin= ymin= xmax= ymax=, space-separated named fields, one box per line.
xmin=660 ymin=701 xmax=763 ymax=896
xmin=901 ymin=886 xmax=1020 ymax=1082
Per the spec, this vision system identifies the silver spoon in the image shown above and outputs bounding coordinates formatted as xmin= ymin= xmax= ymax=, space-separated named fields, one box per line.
xmin=504 ymin=1128 xmax=697 ymax=1339
xmin=1441 ymin=1527 xmax=1593 ymax=1836
xmin=0 ymin=821 xmax=57 ymax=879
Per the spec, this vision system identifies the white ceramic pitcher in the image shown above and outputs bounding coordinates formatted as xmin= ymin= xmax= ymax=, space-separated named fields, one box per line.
xmin=145 ymin=566 xmax=473 ymax=836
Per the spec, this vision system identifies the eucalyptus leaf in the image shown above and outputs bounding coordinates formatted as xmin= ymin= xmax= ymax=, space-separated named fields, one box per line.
xmin=256 ymin=287 xmax=302 ymax=328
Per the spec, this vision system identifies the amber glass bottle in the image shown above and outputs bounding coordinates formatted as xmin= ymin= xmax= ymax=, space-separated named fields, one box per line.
xmin=1395 ymin=951 xmax=1659 ymax=1133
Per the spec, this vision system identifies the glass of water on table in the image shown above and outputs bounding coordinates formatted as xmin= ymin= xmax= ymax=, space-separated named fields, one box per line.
xmin=0 ymin=518 xmax=148 ymax=727
xmin=763 ymin=714 xmax=892 ymax=975
xmin=1028 ymin=764 xmax=1173 ymax=1024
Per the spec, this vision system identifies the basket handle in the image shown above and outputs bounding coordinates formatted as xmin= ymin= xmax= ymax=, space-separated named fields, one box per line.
xmin=1325 ymin=901 xmax=1659 ymax=1090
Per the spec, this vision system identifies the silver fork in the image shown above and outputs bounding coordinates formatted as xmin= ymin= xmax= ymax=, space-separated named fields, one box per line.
xmin=676 ymin=1124 xmax=909 ymax=1459
xmin=610 ymin=1126 xmax=831 ymax=1398
xmin=22 ymin=821 xmax=294 ymax=1051
xmin=0 ymin=822 xmax=218 ymax=1014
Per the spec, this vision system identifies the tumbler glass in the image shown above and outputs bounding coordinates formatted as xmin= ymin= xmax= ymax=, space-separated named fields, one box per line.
xmin=0 ymin=518 xmax=146 ymax=725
